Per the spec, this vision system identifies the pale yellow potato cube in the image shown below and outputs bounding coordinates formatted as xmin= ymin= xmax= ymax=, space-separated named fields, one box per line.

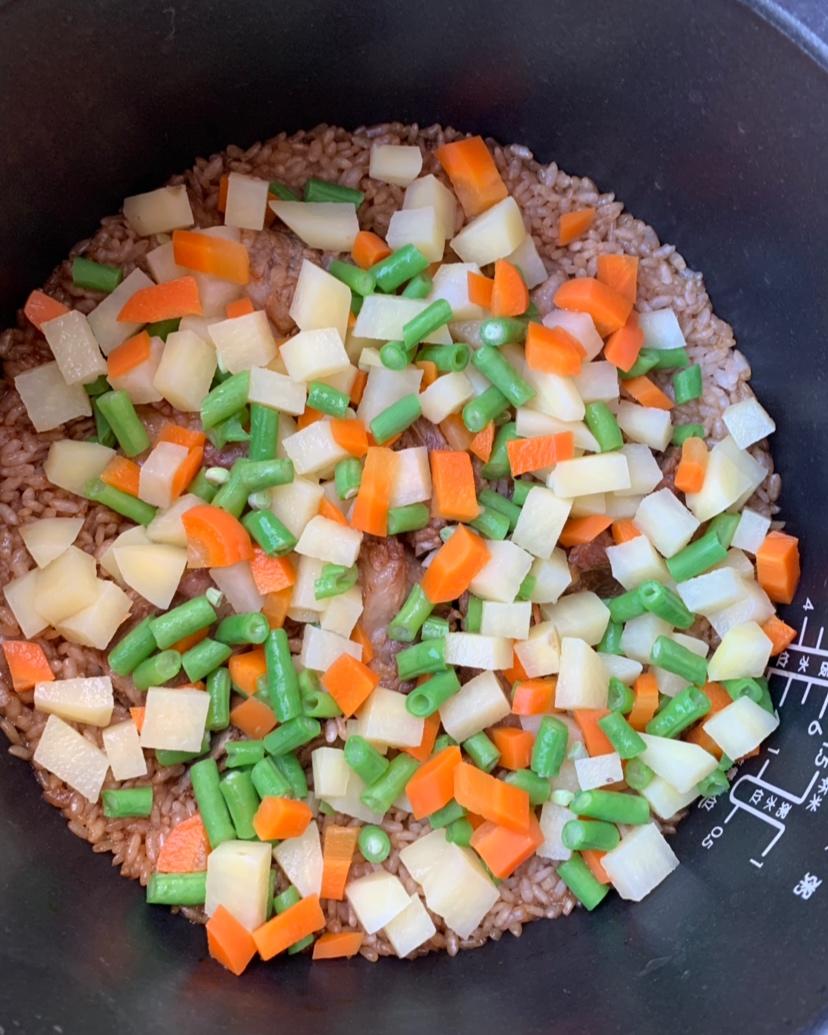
xmin=34 ymin=676 xmax=114 ymax=726
xmin=42 ymin=310 xmax=107 ymax=385
xmin=300 ymin=626 xmax=361 ymax=671
xmin=358 ymin=687 xmax=424 ymax=749
xmin=209 ymin=311 xmax=276 ymax=374
xmin=450 ymin=196 xmax=526 ymax=266
xmin=3 ymin=569 xmax=49 ymax=638
xmin=273 ymin=822 xmax=324 ymax=898
xmin=439 ymin=670 xmax=510 ymax=742
xmin=20 ymin=517 xmax=83 ymax=569
xmin=33 ymin=714 xmax=109 ymax=803
xmin=44 ymin=439 xmax=114 ymax=495
xmin=281 ymin=421 xmax=349 ymax=477
xmin=370 ymin=144 xmax=423 ymax=186
xmin=383 ymin=893 xmax=436 ymax=958
xmin=140 ymin=687 xmax=209 ymax=752
xmin=153 ymin=329 xmax=216 ymax=411
xmin=87 ymin=269 xmax=154 ymax=354
xmin=55 ymin=579 xmax=132 ymax=650
xmin=444 ymin=632 xmax=513 ymax=670
xmin=138 ymin=441 xmax=189 ymax=508
xmin=123 ymin=185 xmax=193 ymax=237
xmin=468 ymin=539 xmax=532 ymax=603
xmin=205 ymin=840 xmax=272 ymax=931
xmin=555 ymin=637 xmax=609 ymax=709
xmin=280 ymin=328 xmax=350 ymax=382
xmin=271 ymin=479 xmax=325 ymax=537
xmin=403 ymin=175 xmax=457 ymax=239
xmin=386 ymin=206 xmax=444 ymax=262
xmin=14 ymin=362 xmax=92 ymax=432
xmin=389 ymin=447 xmax=430 ymax=507
xmin=346 ymin=871 xmax=410 ymax=934
xmin=248 ymin=366 xmax=307 ymax=416
xmin=102 ymin=720 xmax=147 ymax=780
xmin=289 ymin=260 xmax=350 ymax=343
xmin=353 ymin=295 xmax=451 ymax=346
xmin=295 ymin=515 xmax=362 ymax=567
xmin=113 ymin=543 xmax=187 ymax=609
xmin=146 ymin=493 xmax=202 ymax=548
xmin=99 ymin=525 xmax=151 ymax=581
xmin=224 ymin=172 xmax=270 ymax=230
xmin=269 ymin=200 xmax=359 ymax=252
xmin=427 ymin=263 xmax=485 ymax=321
xmin=512 ymin=486 xmax=572 ymax=559
xmin=34 ymin=546 xmax=98 ymax=626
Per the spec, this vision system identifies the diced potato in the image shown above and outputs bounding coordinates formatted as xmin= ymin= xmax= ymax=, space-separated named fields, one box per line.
xmin=389 ymin=447 xmax=431 ymax=507
xmin=224 ymin=172 xmax=270 ymax=230
xmin=403 ymin=175 xmax=457 ymax=240
xmin=606 ymin=534 xmax=669 ymax=589
xmin=102 ymin=719 xmax=147 ymax=780
xmin=20 ymin=517 xmax=83 ymax=569
xmin=316 ymin=365 xmax=357 ymax=400
xmin=542 ymin=310 xmax=604 ymax=361
xmin=113 ymin=543 xmax=187 ymax=609
xmin=320 ymin=585 xmax=363 ymax=638
xmin=178 ymin=314 xmax=223 ymax=340
xmin=87 ymin=269 xmax=155 ymax=354
xmin=45 ymin=439 xmax=114 ymax=496
xmin=704 ymin=695 xmax=779 ymax=759
xmin=439 ymin=670 xmax=510 ymax=743
xmin=469 ymin=540 xmax=533 ymax=603
xmin=521 ymin=367 xmax=585 ymax=422
xmin=357 ymin=364 xmax=424 ymax=426
xmin=604 ymin=493 xmax=642 ymax=519
xmin=346 ymin=870 xmax=410 ymax=934
xmin=677 ymin=568 xmax=746 ymax=616
xmin=637 ymin=308 xmax=686 ymax=350
xmin=281 ymin=328 xmax=350 ymax=383
xmin=55 ymin=579 xmax=132 ymax=649
xmin=146 ymin=241 xmax=183 ymax=283
xmin=450 ymin=196 xmax=526 ymax=266
xmin=549 ymin=454 xmax=631 ymax=497
xmin=634 ymin=489 xmax=700 ymax=558
xmin=383 ymin=893 xmax=436 ymax=958
xmin=619 ymin=613 xmax=672 ymax=665
xmin=654 ymin=633 xmax=709 ymax=698
xmin=192 ymin=271 xmax=242 ymax=320
xmin=370 ymin=143 xmax=423 ymax=186
xmin=480 ymin=601 xmax=531 ymax=640
xmin=639 ymin=733 xmax=718 ymax=792
xmin=281 ymin=421 xmax=349 ymax=477
xmin=3 ymin=569 xmax=49 ymax=638
xmin=210 ymin=561 xmax=263 ymax=614
xmin=640 ymin=775 xmax=699 ymax=820
xmin=420 ymin=843 xmax=499 ymax=938
xmin=109 ymin=334 xmax=165 ymax=404
xmin=723 ymin=397 xmax=775 ymax=449
xmin=505 ymin=234 xmax=547 ymax=289
xmin=300 ymin=625 xmax=361 ymax=671
xmin=34 ymin=675 xmax=113 ymax=726
xmin=14 ymin=362 xmax=92 ymax=432
xmin=571 ymin=493 xmax=607 ymax=517
xmin=514 ymin=621 xmax=561 ymax=677
xmin=537 ymin=801 xmax=575 ymax=861
xmin=324 ymin=768 xmax=385 ymax=824
xmin=123 ymin=184 xmax=194 ymax=236
xmin=354 ymin=295 xmax=452 ymax=346
xmin=419 ymin=371 xmax=474 ymax=424
xmin=270 ymin=200 xmax=359 ymax=252
xmin=33 ymin=714 xmax=109 ymax=803
xmin=146 ymin=493 xmax=202 ymax=548
xmin=731 ymin=507 xmax=771 ymax=554
xmin=706 ymin=579 xmax=774 ymax=639
xmin=616 ymin=402 xmax=672 ymax=451
xmin=273 ymin=821 xmax=324 ymax=898
xmin=615 ymin=444 xmax=662 ymax=497
xmin=34 ymin=546 xmax=98 ymax=625
xmin=153 ymin=329 xmax=216 ymax=412
xmin=295 ymin=515 xmax=362 ymax=568
xmin=686 ymin=436 xmax=766 ymax=522
xmin=399 ymin=828 xmax=450 ymax=883
xmin=444 ymin=632 xmax=513 ymax=670
xmin=541 ymin=591 xmax=610 ymax=646
xmin=271 ymin=478 xmax=325 ymax=537
xmin=138 ymin=441 xmax=189 ymax=508
xmin=289 ymin=260 xmax=350 ymax=343
xmin=572 ymin=361 xmax=619 ymax=403
xmin=707 ymin=621 xmax=772 ymax=680
xmin=555 ymin=638 xmax=609 ymax=709
xmin=358 ymin=687 xmax=424 ymax=748
xmin=602 ymin=823 xmax=679 ymax=901
xmin=601 ymin=654 xmax=643 ymax=685
xmin=205 ymin=840 xmax=272 ymax=931
xmin=515 ymin=409 xmax=598 ymax=453
xmin=290 ymin=557 xmax=326 ymax=618
xmin=427 ymin=263 xmax=485 ymax=321
xmin=386 ymin=206 xmax=444 ymax=262
xmin=528 ymin=551 xmax=572 ymax=604
xmin=140 ymin=687 xmax=209 ymax=752
xmin=311 ymin=747 xmax=350 ymax=798
xmin=100 ymin=525 xmax=151 ymax=580
xmin=512 ymin=486 xmax=571 ymax=559
xmin=209 ymin=311 xmax=276 ymax=374
xmin=575 ymin=752 xmax=624 ymax=790
xmin=247 ymin=366 xmax=307 ymax=416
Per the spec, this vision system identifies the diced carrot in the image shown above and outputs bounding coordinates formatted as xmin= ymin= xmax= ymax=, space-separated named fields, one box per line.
xmin=297 ymin=406 xmax=325 ymax=431
xmin=207 ymin=905 xmax=258 ymax=976
xmin=170 ymin=627 xmax=210 ymax=654
xmin=312 ymin=931 xmax=364 ymax=959
xmin=490 ymin=727 xmax=534 ymax=770
xmin=611 ymin=519 xmax=641 ymax=545
xmin=172 ymin=230 xmax=250 ymax=286
xmin=430 ymin=450 xmax=479 ymax=522
xmin=217 ymin=174 xmax=229 ymax=213
xmin=415 ymin=359 xmax=438 ymax=388
xmin=507 ymin=432 xmax=574 ymax=477
xmin=421 ymin=525 xmax=490 ymax=604
xmin=253 ymin=797 xmax=313 ymax=840
xmin=107 ymin=329 xmax=152 ymax=379
xmin=675 ymin=437 xmax=709 ymax=494
xmin=581 ymin=849 xmax=611 ymax=885
xmin=261 ymin=587 xmax=293 ymax=629
xmin=1 ymin=640 xmax=54 ymax=692
xmin=628 ymin=672 xmax=660 ymax=731
xmin=490 ymin=260 xmax=529 ymax=318
xmin=453 ymin=762 xmax=530 ymax=833
xmin=405 ymin=745 xmax=462 ymax=819
xmin=349 ymin=370 xmax=368 ymax=407
xmin=171 ymin=446 xmax=204 ymax=500
xmin=319 ymin=497 xmax=348 ymax=526
xmin=511 ymin=678 xmax=556 ymax=715
xmin=467 ymin=271 xmax=494 ymax=309
xmin=320 ymin=825 xmax=359 ymax=901
xmin=756 ymin=531 xmax=800 ymax=604
xmin=553 ymin=277 xmax=633 ymax=337
xmin=622 ymin=375 xmax=674 ymax=411
xmin=403 ymin=711 xmax=441 ymax=762
xmin=331 ymin=418 xmax=370 ymax=459
xmin=435 ymin=136 xmax=508 ymax=218
xmin=250 ymin=550 xmax=295 ymax=595
xmin=596 ymin=254 xmax=639 ymax=303
xmin=469 ymin=422 xmax=495 ymax=463
xmin=130 ymin=706 xmax=145 ymax=732
xmin=157 ymin=423 xmax=206 ymax=449
xmin=559 ymin=514 xmax=613 ymax=548
xmin=350 ymin=446 xmax=395 ymax=536
xmin=573 ymin=709 xmax=613 ymax=756
xmin=603 ymin=315 xmax=644 ymax=372
xmin=351 ymin=623 xmax=374 ymax=664
xmin=230 ymin=696 xmax=277 ymax=739
xmin=118 ymin=275 xmax=202 ymax=323
xmin=23 ymin=289 xmax=69 ymax=330
xmin=761 ymin=614 xmax=797 ymax=656
xmin=502 ymin=653 xmax=529 ymax=686
xmin=156 ymin=813 xmax=209 ymax=873
xmin=558 ymin=207 xmax=596 ymax=246
xmin=181 ymin=505 xmax=253 ymax=568
xmin=253 ymin=893 xmax=326 ymax=961
xmin=469 ymin=814 xmax=544 ymax=878
xmin=352 ymin=230 xmax=391 ymax=269
xmin=321 ymin=653 xmax=379 ymax=717
xmin=100 ymin=455 xmax=141 ymax=496
xmin=525 ymin=322 xmax=586 ymax=376
xmin=225 ymin=297 xmax=255 ymax=319
xmin=228 ymin=647 xmax=267 ymax=697
xmin=439 ymin=414 xmax=474 ymax=452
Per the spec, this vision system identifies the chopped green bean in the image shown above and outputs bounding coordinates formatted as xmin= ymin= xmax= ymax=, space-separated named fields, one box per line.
xmin=300 ymin=688 xmax=342 ymax=718
xmin=649 ymin=635 xmax=708 ymax=686
xmin=146 ymin=871 xmax=206 ymax=906
xmin=445 ymin=817 xmax=474 ymax=845
xmin=462 ymin=385 xmax=510 ymax=433
xmin=648 ymin=346 xmax=689 ymax=370
xmin=206 ymin=410 xmax=249 ymax=449
xmin=562 ymin=819 xmax=621 ymax=852
xmin=697 ymin=768 xmax=730 ymax=797
xmin=182 ymin=638 xmax=232 ymax=682
xmin=531 ymin=716 xmax=569 ymax=778
xmin=646 ymin=685 xmax=711 ymax=738
xmin=599 ymin=710 xmax=644 ymax=759
xmin=263 ymin=716 xmax=321 ymax=757
xmin=388 ymin=584 xmax=434 ymax=643
xmin=472 ymin=345 xmax=535 ymax=407
xmin=358 ymin=824 xmax=391 ymax=862
xmin=421 ymin=615 xmax=449 ymax=640
xmin=380 ymin=340 xmax=415 ymax=370
xmin=479 ymin=317 xmax=528 ymax=348
xmin=517 ymin=574 xmax=536 ymax=601
xmin=360 ymin=754 xmax=419 ymax=815
xmin=269 ymin=181 xmax=299 ymax=201
xmin=402 ymin=299 xmax=453 ymax=350
xmin=511 ymin=479 xmax=534 ymax=506
xmin=387 ymin=502 xmax=431 ymax=535
xmin=95 ymin=390 xmax=150 ymax=457
xmin=206 ymin=667 xmax=231 ymax=731
xmin=275 ymin=753 xmax=308 ymax=798
xmin=308 ymin=380 xmax=350 ymax=418
xmin=131 ymin=649 xmax=182 ymax=691
xmin=401 ymin=273 xmax=433 ymax=299
xmin=619 ymin=350 xmax=659 ymax=379
xmin=722 ymin=677 xmax=774 ymax=713
xmin=84 ymin=478 xmax=157 ymax=525
xmin=190 ymin=758 xmax=235 ymax=848
xmin=504 ymin=769 xmax=551 ymax=805
xmin=314 ymin=563 xmax=358 ymax=600
xmin=92 ymin=399 xmax=116 ymax=447
xmin=242 ymin=509 xmax=297 ymax=555
xmin=418 ymin=343 xmax=470 ymax=372
xmin=219 ymin=769 xmax=260 ymax=839
xmin=371 ymin=244 xmax=429 ymax=293
xmin=370 ymin=394 xmax=422 ymax=444
xmin=84 ymin=375 xmax=111 ymax=398
xmin=557 ymin=854 xmax=610 ymax=910
xmin=405 ymin=668 xmax=461 ymax=717
xmin=585 ymin=401 xmax=624 ymax=452
xmin=304 ymin=178 xmax=364 ymax=206
xmin=708 ymin=512 xmax=740 ymax=550
xmin=155 ymin=731 xmax=210 ymax=767
xmin=671 ymin=423 xmax=705 ymax=446
xmin=225 ymin=739 xmax=266 ymax=768
xmin=570 ymin=789 xmax=650 ymax=825
xmin=263 ymin=629 xmax=302 ymax=721
xmin=481 ymin=421 xmax=519 ymax=479
xmin=478 ymin=489 xmax=521 ymax=530
xmin=72 ymin=256 xmax=122 ymax=293
xmin=335 ymin=458 xmax=363 ymax=500
xmin=624 ymin=757 xmax=655 ymax=791
xmin=252 ymin=756 xmax=292 ymax=799
xmin=150 ymin=596 xmax=217 ymax=650
xmin=638 ymin=579 xmax=695 ymax=629
xmin=328 ymin=259 xmax=375 ymax=296
xmin=463 ymin=731 xmax=500 ymax=772
xmin=188 ymin=468 xmax=217 ymax=502
xmin=345 ymin=735 xmax=390 ymax=786
xmin=249 ymin=404 xmax=279 ymax=461
xmin=666 ymin=530 xmax=728 ymax=582
xmin=215 ymin=612 xmax=270 ymax=646
xmin=147 ymin=317 xmax=181 ymax=341
xmin=108 ymin=617 xmax=156 ymax=676
xmin=464 ymin=595 xmax=483 ymax=634
xmin=429 ymin=800 xmax=467 ymax=828
xmin=200 ymin=371 xmax=250 ymax=429
xmin=673 ymin=364 xmax=702 ymax=404
xmin=598 ymin=621 xmax=624 ymax=656
xmin=397 ymin=637 xmax=447 ymax=680
xmin=469 ymin=506 xmax=510 ymax=540
xmin=102 ymin=786 xmax=153 ymax=818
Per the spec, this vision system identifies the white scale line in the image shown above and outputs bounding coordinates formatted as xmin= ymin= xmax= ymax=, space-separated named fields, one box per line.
xmin=778 ymin=643 xmax=828 ymax=657
xmin=816 ymin=627 xmax=824 ymax=650
xmin=799 ymin=616 xmax=809 ymax=644
xmin=769 ymin=668 xmax=828 ymax=690
xmin=821 ymin=693 xmax=828 ymax=721
xmin=802 ymin=681 xmax=813 ymax=705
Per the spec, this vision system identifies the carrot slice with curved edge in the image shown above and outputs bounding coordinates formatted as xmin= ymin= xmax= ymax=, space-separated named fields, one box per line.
xmin=250 ymin=550 xmax=295 ymax=595
xmin=439 ymin=413 xmax=474 ymax=452
xmin=491 ymin=259 xmax=529 ymax=318
xmin=415 ymin=359 xmax=438 ymax=388
xmin=553 ymin=277 xmax=633 ymax=337
xmin=596 ymin=253 xmax=639 ymax=304
xmin=581 ymin=849 xmax=611 ymax=885
xmin=350 ymin=622 xmax=374 ymax=664
xmin=559 ymin=514 xmax=613 ymax=548
xmin=170 ymin=627 xmax=210 ymax=654
xmin=228 ymin=647 xmax=267 ymax=697
xmin=320 ymin=825 xmax=359 ymax=901
xmin=453 ymin=761 xmax=530 ymax=833
xmin=406 ymin=745 xmax=462 ymax=819
xmin=435 ymin=136 xmax=508 ymax=218
xmin=622 ymin=375 xmax=674 ymax=411
xmin=319 ymin=496 xmax=348 ymax=526
xmin=297 ymin=406 xmax=325 ymax=431
xmin=23 ymin=289 xmax=69 ymax=330
xmin=107 ymin=329 xmax=151 ymax=379
xmin=469 ymin=421 xmax=495 ymax=463
xmin=350 ymin=446 xmax=395 ymax=536
xmin=628 ymin=672 xmax=659 ymax=731
xmin=430 ymin=450 xmax=479 ymax=522
xmin=685 ymin=681 xmax=733 ymax=758
xmin=261 ymin=587 xmax=293 ymax=629
xmin=573 ymin=708 xmax=613 ymax=756
xmin=756 ymin=531 xmax=800 ymax=604
xmin=467 ymin=271 xmax=494 ymax=309
xmin=1 ymin=640 xmax=54 ymax=692
xmin=253 ymin=893 xmax=326 ymax=961
xmin=352 ymin=230 xmax=391 ymax=270
xmin=230 ymin=696 xmax=277 ymax=739
xmin=100 ymin=455 xmax=141 ymax=496
xmin=403 ymin=710 xmax=441 ymax=763
xmin=330 ymin=418 xmax=370 ymax=458
xmin=226 ymin=297 xmax=255 ymax=318
xmin=761 ymin=614 xmax=797 ymax=656
xmin=312 ymin=931 xmax=364 ymax=960
xmin=172 ymin=230 xmax=250 ymax=286
xmin=321 ymin=653 xmax=379 ymax=717
xmin=675 ymin=437 xmax=709 ymax=494
xmin=118 ymin=275 xmax=202 ymax=323
xmin=217 ymin=174 xmax=229 ymax=213
xmin=603 ymin=315 xmax=644 ymax=372
xmin=558 ymin=207 xmax=596 ymax=246
xmin=170 ymin=445 xmax=204 ymax=500
xmin=421 ymin=525 xmax=490 ymax=604
xmin=503 ymin=653 xmax=529 ymax=686
xmin=511 ymin=678 xmax=556 ymax=715
xmin=129 ymin=706 xmax=145 ymax=732
xmin=349 ymin=370 xmax=368 ymax=406
xmin=490 ymin=727 xmax=534 ymax=770
xmin=181 ymin=504 xmax=253 ymax=568
xmin=507 ymin=432 xmax=574 ymax=477
xmin=157 ymin=423 xmax=206 ymax=449
xmin=611 ymin=519 xmax=641 ymax=545
xmin=156 ymin=813 xmax=209 ymax=873
xmin=469 ymin=814 xmax=544 ymax=878
xmin=252 ymin=797 xmax=313 ymax=841
xmin=525 ymin=322 xmax=586 ymax=376
xmin=207 ymin=904 xmax=258 ymax=976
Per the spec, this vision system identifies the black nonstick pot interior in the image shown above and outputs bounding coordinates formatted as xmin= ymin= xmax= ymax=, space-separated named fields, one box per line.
xmin=2 ymin=1 xmax=827 ymax=1032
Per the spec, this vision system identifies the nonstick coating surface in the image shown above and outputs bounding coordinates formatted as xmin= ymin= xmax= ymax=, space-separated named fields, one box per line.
xmin=1 ymin=1 xmax=827 ymax=1032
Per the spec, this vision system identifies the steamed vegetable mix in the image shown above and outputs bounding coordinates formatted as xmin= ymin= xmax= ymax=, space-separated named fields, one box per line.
xmin=6 ymin=133 xmax=795 ymax=979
